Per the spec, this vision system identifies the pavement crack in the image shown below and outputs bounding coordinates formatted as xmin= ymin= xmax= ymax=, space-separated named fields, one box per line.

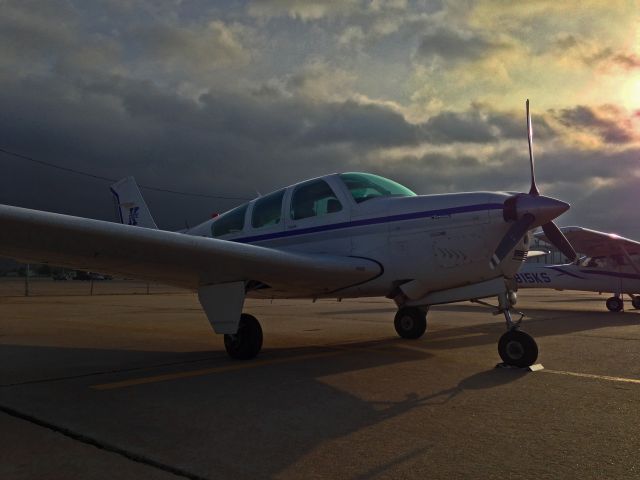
xmin=0 ymin=404 xmax=209 ymax=480
xmin=0 ymin=355 xmax=223 ymax=388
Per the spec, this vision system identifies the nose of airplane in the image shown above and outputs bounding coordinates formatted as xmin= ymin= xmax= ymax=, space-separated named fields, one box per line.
xmin=511 ymin=194 xmax=569 ymax=227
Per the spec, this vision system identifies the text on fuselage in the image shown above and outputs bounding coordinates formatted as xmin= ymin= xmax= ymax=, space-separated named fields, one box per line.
xmin=515 ymin=272 xmax=551 ymax=284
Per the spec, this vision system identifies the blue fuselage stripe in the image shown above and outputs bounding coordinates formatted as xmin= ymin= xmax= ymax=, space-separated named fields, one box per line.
xmin=579 ymin=269 xmax=640 ymax=281
xmin=233 ymin=202 xmax=504 ymax=244
xmin=546 ymin=266 xmax=586 ymax=279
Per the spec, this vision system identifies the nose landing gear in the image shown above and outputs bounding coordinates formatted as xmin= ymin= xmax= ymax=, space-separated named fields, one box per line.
xmin=497 ymin=309 xmax=539 ymax=368
xmin=496 ymin=291 xmax=539 ymax=368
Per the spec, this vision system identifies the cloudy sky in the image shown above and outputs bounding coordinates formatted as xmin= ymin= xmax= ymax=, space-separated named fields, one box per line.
xmin=1 ymin=0 xmax=639 ymax=235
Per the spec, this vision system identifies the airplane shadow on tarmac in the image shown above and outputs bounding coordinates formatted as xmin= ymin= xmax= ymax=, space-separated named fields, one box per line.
xmin=0 ymin=336 xmax=530 ymax=480
xmin=298 ymin=304 xmax=636 ymax=355
xmin=319 ymin=302 xmax=638 ymax=352
xmin=0 ymin=305 xmax=636 ymax=479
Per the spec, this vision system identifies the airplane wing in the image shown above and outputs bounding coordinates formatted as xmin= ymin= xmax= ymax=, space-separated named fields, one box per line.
xmin=0 ymin=204 xmax=381 ymax=294
xmin=536 ymin=226 xmax=640 ymax=257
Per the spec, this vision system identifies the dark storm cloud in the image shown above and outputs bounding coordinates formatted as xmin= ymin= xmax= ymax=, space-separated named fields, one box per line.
xmin=416 ymin=27 xmax=508 ymax=63
xmin=126 ymin=20 xmax=251 ymax=73
xmin=382 ymin=145 xmax=640 ymax=237
xmin=0 ymin=1 xmax=632 ymax=236
xmin=554 ymin=105 xmax=635 ymax=144
xmin=300 ymin=101 xmax=421 ymax=147
xmin=393 ymin=144 xmax=640 ymax=194
xmin=420 ymin=107 xmax=555 ymax=144
xmin=0 ymin=68 xmax=425 ymax=227
xmin=1 ymin=65 xmax=637 ymax=235
xmin=0 ymin=1 xmax=77 ymax=57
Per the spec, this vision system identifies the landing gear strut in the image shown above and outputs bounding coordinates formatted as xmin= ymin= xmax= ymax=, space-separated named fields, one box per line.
xmin=394 ymin=306 xmax=428 ymax=339
xmin=496 ymin=292 xmax=538 ymax=368
xmin=224 ymin=313 xmax=263 ymax=360
xmin=606 ymin=295 xmax=623 ymax=312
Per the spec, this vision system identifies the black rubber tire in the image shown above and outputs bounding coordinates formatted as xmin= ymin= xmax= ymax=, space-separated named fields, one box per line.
xmin=224 ymin=313 xmax=263 ymax=360
xmin=498 ymin=330 xmax=538 ymax=368
xmin=632 ymin=296 xmax=640 ymax=310
xmin=394 ymin=307 xmax=427 ymax=339
xmin=606 ymin=296 xmax=623 ymax=312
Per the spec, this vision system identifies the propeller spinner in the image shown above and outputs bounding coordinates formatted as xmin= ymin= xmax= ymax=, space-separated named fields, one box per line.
xmin=489 ymin=100 xmax=577 ymax=270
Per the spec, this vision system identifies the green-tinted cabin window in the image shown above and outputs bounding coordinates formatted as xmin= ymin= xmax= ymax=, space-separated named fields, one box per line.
xmin=339 ymin=172 xmax=416 ymax=204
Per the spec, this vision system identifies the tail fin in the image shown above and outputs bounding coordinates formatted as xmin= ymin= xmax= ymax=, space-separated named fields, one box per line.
xmin=110 ymin=177 xmax=158 ymax=229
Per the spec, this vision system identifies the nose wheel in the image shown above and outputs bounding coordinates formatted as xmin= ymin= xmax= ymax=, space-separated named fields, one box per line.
xmin=498 ymin=329 xmax=538 ymax=368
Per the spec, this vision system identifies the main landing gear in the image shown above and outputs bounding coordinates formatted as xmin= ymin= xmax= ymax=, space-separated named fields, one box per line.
xmin=394 ymin=307 xmax=428 ymax=339
xmin=224 ymin=313 xmax=263 ymax=360
xmin=605 ymin=294 xmax=640 ymax=312
xmin=606 ymin=296 xmax=623 ymax=312
xmin=496 ymin=292 xmax=538 ymax=368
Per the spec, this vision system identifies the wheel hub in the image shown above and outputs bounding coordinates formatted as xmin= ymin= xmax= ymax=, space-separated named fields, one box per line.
xmin=400 ymin=316 xmax=414 ymax=330
xmin=505 ymin=340 xmax=524 ymax=360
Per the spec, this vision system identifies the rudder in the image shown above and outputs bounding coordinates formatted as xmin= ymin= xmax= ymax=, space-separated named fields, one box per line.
xmin=110 ymin=177 xmax=158 ymax=229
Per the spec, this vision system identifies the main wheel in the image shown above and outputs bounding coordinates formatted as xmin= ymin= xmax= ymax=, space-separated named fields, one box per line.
xmin=606 ymin=296 xmax=623 ymax=312
xmin=394 ymin=307 xmax=427 ymax=339
xmin=498 ymin=330 xmax=538 ymax=368
xmin=224 ymin=313 xmax=263 ymax=360
xmin=632 ymin=296 xmax=640 ymax=309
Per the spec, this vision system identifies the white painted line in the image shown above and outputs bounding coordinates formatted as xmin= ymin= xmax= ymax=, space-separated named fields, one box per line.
xmin=543 ymin=369 xmax=640 ymax=385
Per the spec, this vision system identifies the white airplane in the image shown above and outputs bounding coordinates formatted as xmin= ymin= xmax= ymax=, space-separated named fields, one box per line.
xmin=516 ymin=226 xmax=640 ymax=312
xmin=0 ymin=101 xmax=577 ymax=367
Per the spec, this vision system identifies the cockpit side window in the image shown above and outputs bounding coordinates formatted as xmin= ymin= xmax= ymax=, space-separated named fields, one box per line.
xmin=584 ymin=256 xmax=608 ymax=268
xmin=212 ymin=204 xmax=248 ymax=237
xmin=339 ymin=172 xmax=416 ymax=204
xmin=290 ymin=180 xmax=342 ymax=220
xmin=252 ymin=189 xmax=285 ymax=229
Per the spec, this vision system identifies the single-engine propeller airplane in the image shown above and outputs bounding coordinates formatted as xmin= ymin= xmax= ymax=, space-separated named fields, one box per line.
xmin=516 ymin=226 xmax=640 ymax=312
xmin=0 ymin=101 xmax=577 ymax=367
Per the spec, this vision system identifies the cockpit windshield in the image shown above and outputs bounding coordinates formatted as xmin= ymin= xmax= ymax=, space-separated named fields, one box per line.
xmin=339 ymin=172 xmax=416 ymax=204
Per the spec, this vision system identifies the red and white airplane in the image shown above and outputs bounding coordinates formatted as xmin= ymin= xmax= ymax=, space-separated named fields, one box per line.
xmin=517 ymin=227 xmax=640 ymax=311
xmin=0 ymin=101 xmax=576 ymax=367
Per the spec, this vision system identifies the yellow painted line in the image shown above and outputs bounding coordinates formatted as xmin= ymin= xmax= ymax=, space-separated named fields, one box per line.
xmin=543 ymin=369 xmax=640 ymax=385
xmin=91 ymin=350 xmax=346 ymax=391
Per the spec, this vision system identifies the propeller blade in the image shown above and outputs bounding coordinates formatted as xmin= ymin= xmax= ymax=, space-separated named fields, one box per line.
xmin=490 ymin=213 xmax=536 ymax=269
xmin=541 ymin=221 xmax=577 ymax=262
xmin=526 ymin=99 xmax=539 ymax=196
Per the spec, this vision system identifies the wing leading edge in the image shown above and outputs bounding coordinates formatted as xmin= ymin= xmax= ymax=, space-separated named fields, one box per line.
xmin=0 ymin=204 xmax=381 ymax=294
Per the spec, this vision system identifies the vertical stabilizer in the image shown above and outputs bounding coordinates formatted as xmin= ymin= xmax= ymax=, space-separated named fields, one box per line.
xmin=110 ymin=177 xmax=158 ymax=229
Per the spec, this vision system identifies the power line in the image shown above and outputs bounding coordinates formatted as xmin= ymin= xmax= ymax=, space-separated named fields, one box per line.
xmin=0 ymin=147 xmax=251 ymax=201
